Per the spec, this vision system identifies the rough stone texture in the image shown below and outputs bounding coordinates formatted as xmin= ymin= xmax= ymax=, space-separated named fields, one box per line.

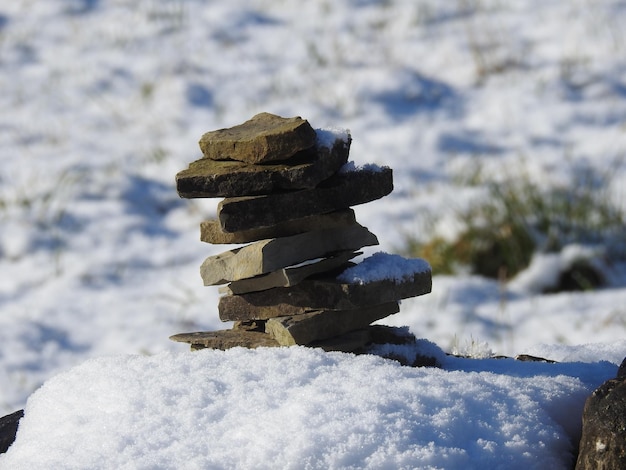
xmin=618 ymin=356 xmax=626 ymax=379
xmin=176 ymin=138 xmax=349 ymax=198
xmin=219 ymin=268 xmax=432 ymax=321
xmin=217 ymin=167 xmax=393 ymax=232
xmin=0 ymin=409 xmax=23 ymax=455
xmin=575 ymin=361 xmax=626 ymax=470
xmin=221 ymin=251 xmax=359 ymax=294
xmin=200 ymin=209 xmax=357 ymax=244
xmin=198 ymin=113 xmax=317 ymax=164
xmin=169 ymin=330 xmax=279 ymax=350
xmin=265 ymin=302 xmax=400 ymax=346
xmin=200 ymin=224 xmax=377 ymax=285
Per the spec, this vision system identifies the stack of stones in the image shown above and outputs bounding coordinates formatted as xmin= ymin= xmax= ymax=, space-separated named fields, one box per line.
xmin=170 ymin=113 xmax=432 ymax=354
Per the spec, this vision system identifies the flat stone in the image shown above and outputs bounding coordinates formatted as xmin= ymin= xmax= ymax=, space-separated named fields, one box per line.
xmin=221 ymin=251 xmax=359 ymax=294
xmin=200 ymin=209 xmax=357 ymax=244
xmin=200 ymin=224 xmax=377 ymax=286
xmin=169 ymin=330 xmax=279 ymax=350
xmin=308 ymin=329 xmax=373 ymax=353
xmin=199 ymin=113 xmax=317 ymax=164
xmin=265 ymin=302 xmax=400 ymax=346
xmin=176 ymin=137 xmax=349 ymax=198
xmin=217 ymin=167 xmax=393 ymax=232
xmin=218 ymin=268 xmax=432 ymax=321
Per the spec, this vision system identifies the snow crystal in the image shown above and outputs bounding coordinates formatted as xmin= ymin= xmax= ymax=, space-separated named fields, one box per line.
xmin=337 ymin=252 xmax=431 ymax=284
xmin=0 ymin=346 xmax=618 ymax=469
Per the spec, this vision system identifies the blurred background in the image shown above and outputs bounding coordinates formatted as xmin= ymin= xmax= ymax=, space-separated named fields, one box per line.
xmin=1 ymin=0 xmax=626 ymax=412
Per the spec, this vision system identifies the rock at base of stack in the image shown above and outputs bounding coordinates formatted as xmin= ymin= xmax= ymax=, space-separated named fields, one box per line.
xmin=170 ymin=113 xmax=433 ymax=360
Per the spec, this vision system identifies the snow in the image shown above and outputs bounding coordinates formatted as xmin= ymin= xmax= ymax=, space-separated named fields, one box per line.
xmin=338 ymin=252 xmax=431 ymax=284
xmin=1 ymin=0 xmax=626 ymax=467
xmin=315 ymin=127 xmax=351 ymax=149
xmin=338 ymin=161 xmax=387 ymax=174
xmin=0 ymin=345 xmax=620 ymax=470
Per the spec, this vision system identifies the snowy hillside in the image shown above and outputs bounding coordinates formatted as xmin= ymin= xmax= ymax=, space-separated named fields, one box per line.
xmin=1 ymin=0 xmax=626 ymax=467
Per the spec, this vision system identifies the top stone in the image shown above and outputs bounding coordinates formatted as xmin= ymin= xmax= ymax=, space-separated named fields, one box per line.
xmin=199 ymin=113 xmax=317 ymax=164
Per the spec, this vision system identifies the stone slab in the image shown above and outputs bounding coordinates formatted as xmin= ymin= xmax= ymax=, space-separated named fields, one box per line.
xmin=217 ymin=167 xmax=393 ymax=232
xmin=200 ymin=224 xmax=378 ymax=285
xmin=200 ymin=209 xmax=357 ymax=244
xmin=176 ymin=137 xmax=349 ymax=198
xmin=218 ymin=268 xmax=432 ymax=321
xmin=199 ymin=113 xmax=317 ymax=164
xmin=265 ymin=302 xmax=400 ymax=346
xmin=169 ymin=330 xmax=279 ymax=350
xmin=309 ymin=325 xmax=418 ymax=354
xmin=220 ymin=251 xmax=359 ymax=294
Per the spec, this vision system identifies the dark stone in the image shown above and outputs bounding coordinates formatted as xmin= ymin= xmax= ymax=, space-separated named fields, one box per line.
xmin=200 ymin=209 xmax=357 ymax=244
xmin=367 ymin=325 xmax=417 ymax=346
xmin=575 ymin=364 xmax=626 ymax=470
xmin=176 ymin=137 xmax=349 ymax=198
xmin=514 ymin=354 xmax=557 ymax=363
xmin=308 ymin=329 xmax=373 ymax=353
xmin=618 ymin=356 xmax=626 ymax=380
xmin=217 ymin=167 xmax=393 ymax=232
xmin=219 ymin=268 xmax=432 ymax=321
xmin=198 ymin=113 xmax=317 ymax=164
xmin=169 ymin=329 xmax=279 ymax=350
xmin=0 ymin=409 xmax=23 ymax=454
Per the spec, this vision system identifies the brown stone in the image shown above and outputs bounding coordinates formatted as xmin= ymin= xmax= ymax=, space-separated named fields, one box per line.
xmin=198 ymin=113 xmax=317 ymax=164
xmin=265 ymin=302 xmax=400 ymax=346
xmin=218 ymin=268 xmax=432 ymax=321
xmin=200 ymin=224 xmax=377 ymax=286
xmin=176 ymin=137 xmax=350 ymax=198
xmin=217 ymin=167 xmax=393 ymax=232
xmin=200 ymin=209 xmax=357 ymax=244
xmin=221 ymin=251 xmax=359 ymax=294
xmin=169 ymin=329 xmax=279 ymax=350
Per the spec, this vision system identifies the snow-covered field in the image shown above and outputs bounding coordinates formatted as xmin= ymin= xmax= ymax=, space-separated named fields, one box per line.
xmin=1 ymin=0 xmax=625 ymax=467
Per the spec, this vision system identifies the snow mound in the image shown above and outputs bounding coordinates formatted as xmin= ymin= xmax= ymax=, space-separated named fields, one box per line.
xmin=1 ymin=346 xmax=617 ymax=469
xmin=338 ymin=252 xmax=431 ymax=284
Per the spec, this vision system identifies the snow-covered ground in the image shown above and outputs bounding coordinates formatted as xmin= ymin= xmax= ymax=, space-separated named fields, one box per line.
xmin=1 ymin=0 xmax=626 ymax=467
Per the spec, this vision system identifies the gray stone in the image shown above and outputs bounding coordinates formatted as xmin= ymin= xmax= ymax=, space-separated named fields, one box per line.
xmin=200 ymin=224 xmax=377 ymax=286
xmin=575 ymin=361 xmax=626 ymax=470
xmin=218 ymin=268 xmax=432 ymax=321
xmin=217 ymin=167 xmax=393 ymax=232
xmin=200 ymin=209 xmax=357 ymax=244
xmin=265 ymin=302 xmax=400 ymax=346
xmin=169 ymin=329 xmax=279 ymax=350
xmin=176 ymin=137 xmax=349 ymax=198
xmin=221 ymin=251 xmax=359 ymax=294
xmin=199 ymin=113 xmax=317 ymax=164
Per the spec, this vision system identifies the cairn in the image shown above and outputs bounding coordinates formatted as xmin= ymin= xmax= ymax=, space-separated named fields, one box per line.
xmin=170 ymin=113 xmax=432 ymax=354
